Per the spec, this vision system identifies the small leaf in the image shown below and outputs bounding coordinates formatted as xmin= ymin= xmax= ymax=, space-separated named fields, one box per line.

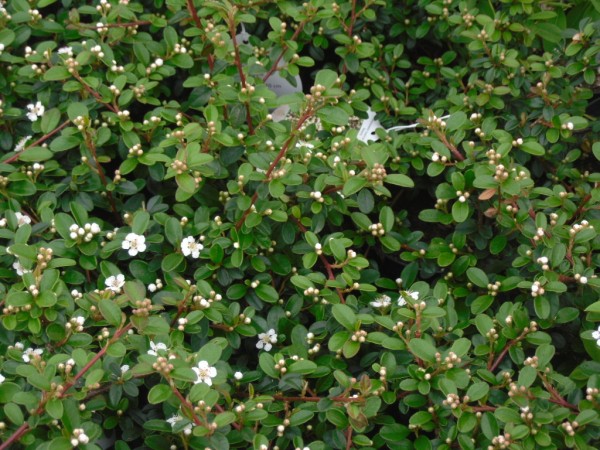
xmin=98 ymin=299 xmax=122 ymax=327
xmin=332 ymin=304 xmax=357 ymax=331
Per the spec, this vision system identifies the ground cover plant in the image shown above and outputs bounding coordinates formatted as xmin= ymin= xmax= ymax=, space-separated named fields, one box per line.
xmin=0 ymin=0 xmax=600 ymax=449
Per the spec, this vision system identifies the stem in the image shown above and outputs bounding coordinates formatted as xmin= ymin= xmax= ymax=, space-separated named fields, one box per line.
xmin=291 ymin=216 xmax=346 ymax=304
xmin=2 ymin=120 xmax=70 ymax=164
xmin=341 ymin=0 xmax=358 ymax=75
xmin=72 ymin=72 xmax=118 ymax=113
xmin=273 ymin=394 xmax=363 ymax=403
xmin=84 ymin=131 xmax=118 ymax=218
xmin=171 ymin=385 xmax=203 ymax=426
xmin=345 ymin=426 xmax=353 ymax=450
xmin=235 ymin=108 xmax=313 ymax=230
xmin=68 ymin=21 xmax=150 ymax=29
xmin=262 ymin=21 xmax=307 ymax=82
xmin=227 ymin=12 xmax=254 ymax=134
xmin=0 ymin=323 xmax=132 ymax=450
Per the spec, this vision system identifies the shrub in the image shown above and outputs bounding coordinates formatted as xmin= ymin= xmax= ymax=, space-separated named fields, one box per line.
xmin=0 ymin=0 xmax=599 ymax=449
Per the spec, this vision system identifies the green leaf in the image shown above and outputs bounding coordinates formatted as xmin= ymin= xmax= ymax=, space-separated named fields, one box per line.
xmin=161 ymin=253 xmax=184 ymax=272
xmin=255 ymin=284 xmax=279 ymax=303
xmin=332 ymin=304 xmax=357 ymax=331
xmin=197 ymin=343 xmax=222 ymax=365
xmin=148 ymin=384 xmax=172 ymax=404
xmin=40 ymin=108 xmax=61 ymax=134
xmin=452 ymin=201 xmax=469 ymax=223
xmin=98 ymin=299 xmax=122 ymax=327
xmin=520 ymin=141 xmax=545 ymax=156
xmin=385 ymin=173 xmax=414 ymax=188
xmin=67 ymin=103 xmax=89 ymax=121
xmin=317 ymin=106 xmax=349 ymax=126
xmin=343 ymin=177 xmax=367 ymax=196
xmin=467 ymin=267 xmax=489 ymax=288
xmin=408 ymin=338 xmax=437 ymax=363
xmin=46 ymin=398 xmax=64 ymax=419
xmin=4 ymin=403 xmax=24 ymax=425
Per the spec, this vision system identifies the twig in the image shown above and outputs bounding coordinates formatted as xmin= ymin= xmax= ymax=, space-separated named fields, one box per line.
xmin=171 ymin=386 xmax=203 ymax=426
xmin=263 ymin=21 xmax=307 ymax=82
xmin=227 ymin=12 xmax=254 ymax=134
xmin=0 ymin=323 xmax=132 ymax=450
xmin=83 ymin=131 xmax=118 ymax=218
xmin=72 ymin=72 xmax=118 ymax=113
xmin=235 ymin=108 xmax=313 ymax=229
xmin=345 ymin=426 xmax=353 ymax=450
xmin=2 ymin=120 xmax=70 ymax=164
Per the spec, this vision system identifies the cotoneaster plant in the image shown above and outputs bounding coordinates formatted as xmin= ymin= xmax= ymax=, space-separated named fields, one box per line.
xmin=0 ymin=0 xmax=599 ymax=450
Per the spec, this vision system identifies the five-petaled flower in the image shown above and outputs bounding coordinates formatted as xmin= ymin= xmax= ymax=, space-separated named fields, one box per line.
xmin=23 ymin=347 xmax=43 ymax=363
xmin=105 ymin=274 xmax=125 ymax=293
xmin=147 ymin=341 xmax=167 ymax=356
xmin=371 ymin=295 xmax=391 ymax=308
xmin=256 ymin=329 xmax=277 ymax=351
xmin=181 ymin=236 xmax=203 ymax=259
xmin=26 ymin=101 xmax=45 ymax=122
xmin=13 ymin=260 xmax=30 ymax=276
xmin=592 ymin=326 xmax=600 ymax=347
xmin=122 ymin=233 xmax=146 ymax=256
xmin=192 ymin=360 xmax=217 ymax=385
xmin=15 ymin=212 xmax=31 ymax=227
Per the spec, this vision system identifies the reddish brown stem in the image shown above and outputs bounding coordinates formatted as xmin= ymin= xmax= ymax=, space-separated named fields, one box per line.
xmin=291 ymin=216 xmax=346 ymax=304
xmin=172 ymin=386 xmax=203 ymax=426
xmin=3 ymin=120 xmax=70 ymax=164
xmin=227 ymin=13 xmax=254 ymax=134
xmin=84 ymin=132 xmax=118 ymax=218
xmin=235 ymin=109 xmax=313 ymax=229
xmin=341 ymin=0 xmax=358 ymax=75
xmin=72 ymin=72 xmax=118 ymax=113
xmin=273 ymin=394 xmax=363 ymax=403
xmin=70 ymin=21 xmax=150 ymax=29
xmin=263 ymin=21 xmax=307 ymax=82
xmin=345 ymin=426 xmax=353 ymax=450
xmin=471 ymin=405 xmax=496 ymax=412
xmin=0 ymin=323 xmax=132 ymax=450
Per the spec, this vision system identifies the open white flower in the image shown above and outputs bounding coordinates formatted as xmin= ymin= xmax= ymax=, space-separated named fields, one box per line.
xmin=147 ymin=341 xmax=167 ymax=356
xmin=23 ymin=347 xmax=43 ymax=363
xmin=192 ymin=360 xmax=217 ymax=385
xmin=105 ymin=274 xmax=125 ymax=292
xmin=58 ymin=46 xmax=73 ymax=56
xmin=0 ymin=373 xmax=5 ymax=384
xmin=14 ymin=136 xmax=32 ymax=153
xmin=121 ymin=364 xmax=130 ymax=374
xmin=166 ymin=414 xmax=183 ymax=427
xmin=592 ymin=326 xmax=600 ymax=346
xmin=15 ymin=212 xmax=31 ymax=227
xmin=13 ymin=260 xmax=30 ymax=276
xmin=370 ymin=295 xmax=391 ymax=308
xmin=26 ymin=101 xmax=45 ymax=122
xmin=256 ymin=329 xmax=277 ymax=351
xmin=181 ymin=236 xmax=203 ymax=259
xmin=121 ymin=232 xmax=146 ymax=256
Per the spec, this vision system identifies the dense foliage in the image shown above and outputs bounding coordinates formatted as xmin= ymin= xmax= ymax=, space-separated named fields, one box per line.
xmin=0 ymin=0 xmax=600 ymax=449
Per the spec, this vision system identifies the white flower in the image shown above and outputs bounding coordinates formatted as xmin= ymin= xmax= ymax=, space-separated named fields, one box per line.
xmin=592 ymin=326 xmax=600 ymax=346
xmin=14 ymin=342 xmax=24 ymax=351
xmin=14 ymin=135 xmax=32 ymax=153
xmin=0 ymin=373 xmax=5 ymax=384
xmin=370 ymin=295 xmax=392 ymax=308
xmin=23 ymin=347 xmax=43 ymax=362
xmin=121 ymin=232 xmax=146 ymax=256
xmin=256 ymin=329 xmax=277 ymax=351
xmin=167 ymin=414 xmax=183 ymax=427
xmin=15 ymin=212 xmax=31 ymax=227
xmin=26 ymin=101 xmax=45 ymax=122
xmin=121 ymin=364 xmax=130 ymax=374
xmin=400 ymin=290 xmax=419 ymax=306
xmin=397 ymin=296 xmax=407 ymax=307
xmin=58 ymin=46 xmax=73 ymax=56
xmin=105 ymin=274 xmax=125 ymax=292
xmin=192 ymin=360 xmax=217 ymax=386
xmin=234 ymin=371 xmax=243 ymax=380
xmin=73 ymin=316 xmax=85 ymax=326
xmin=181 ymin=236 xmax=203 ymax=258
xmin=13 ymin=260 xmax=30 ymax=276
xmin=147 ymin=341 xmax=167 ymax=356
